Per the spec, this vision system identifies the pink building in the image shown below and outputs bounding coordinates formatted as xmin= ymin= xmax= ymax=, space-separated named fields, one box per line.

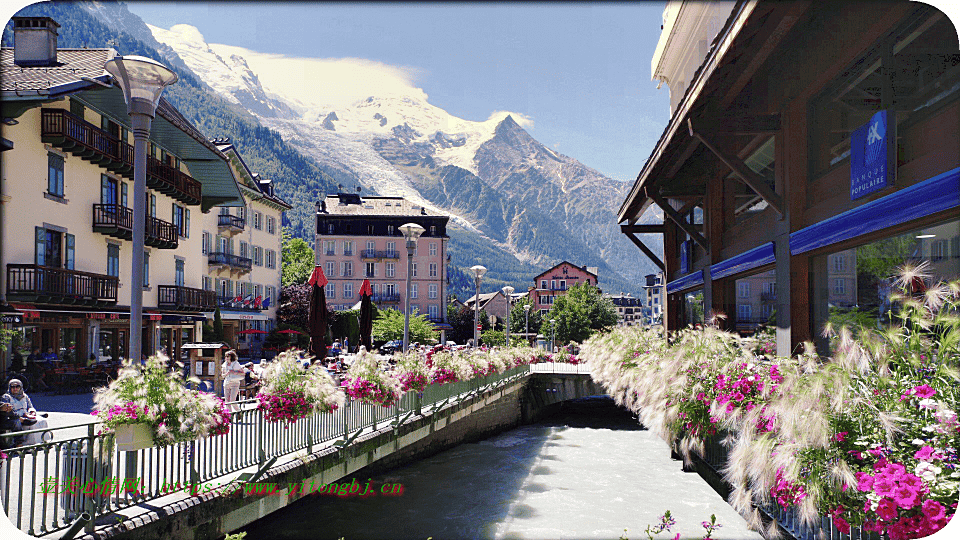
xmin=315 ymin=194 xmax=449 ymax=324
xmin=529 ymin=261 xmax=598 ymax=315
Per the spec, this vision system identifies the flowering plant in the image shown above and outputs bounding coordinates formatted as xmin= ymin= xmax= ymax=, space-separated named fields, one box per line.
xmin=257 ymin=349 xmax=344 ymax=423
xmin=92 ymin=355 xmax=231 ymax=446
xmin=343 ymin=348 xmax=402 ymax=407
xmin=395 ymin=350 xmax=430 ymax=393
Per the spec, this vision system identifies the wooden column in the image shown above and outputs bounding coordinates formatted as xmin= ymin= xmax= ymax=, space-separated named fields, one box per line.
xmin=706 ymin=166 xmax=726 ymax=327
xmin=663 ymin=217 xmax=679 ymax=332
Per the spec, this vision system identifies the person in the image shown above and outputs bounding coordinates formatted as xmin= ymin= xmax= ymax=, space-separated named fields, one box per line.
xmin=221 ymin=350 xmax=247 ymax=411
xmin=1 ymin=379 xmax=51 ymax=446
xmin=330 ymin=341 xmax=342 ymax=357
xmin=343 ymin=337 xmax=349 ymax=354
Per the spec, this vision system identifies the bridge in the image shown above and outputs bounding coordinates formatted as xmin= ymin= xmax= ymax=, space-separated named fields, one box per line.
xmin=0 ymin=364 xmax=599 ymax=540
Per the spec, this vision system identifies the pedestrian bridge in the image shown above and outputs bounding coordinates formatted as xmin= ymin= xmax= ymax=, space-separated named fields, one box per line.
xmin=0 ymin=364 xmax=602 ymax=540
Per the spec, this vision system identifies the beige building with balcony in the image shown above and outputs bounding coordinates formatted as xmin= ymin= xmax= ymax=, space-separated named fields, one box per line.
xmin=0 ymin=17 xmax=244 ymax=371
xmin=315 ymin=193 xmax=450 ymax=331
xmin=201 ymin=140 xmax=290 ymax=355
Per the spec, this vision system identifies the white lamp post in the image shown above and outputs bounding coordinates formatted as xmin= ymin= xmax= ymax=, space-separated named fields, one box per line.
xmin=105 ymin=56 xmax=178 ymax=362
xmin=501 ymin=285 xmax=514 ymax=347
xmin=524 ymin=303 xmax=531 ymax=346
xmin=400 ymin=223 xmax=425 ymax=352
xmin=470 ymin=265 xmax=486 ymax=347
xmin=550 ymin=318 xmax=556 ymax=353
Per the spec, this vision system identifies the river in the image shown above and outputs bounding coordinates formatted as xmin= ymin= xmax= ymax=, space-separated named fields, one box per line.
xmin=240 ymin=397 xmax=762 ymax=540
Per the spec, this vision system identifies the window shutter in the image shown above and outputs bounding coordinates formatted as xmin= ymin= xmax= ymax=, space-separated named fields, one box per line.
xmin=185 ymin=209 xmax=190 ymax=238
xmin=65 ymin=234 xmax=75 ymax=270
xmin=121 ymin=182 xmax=128 ymax=207
xmin=35 ymin=227 xmax=45 ymax=266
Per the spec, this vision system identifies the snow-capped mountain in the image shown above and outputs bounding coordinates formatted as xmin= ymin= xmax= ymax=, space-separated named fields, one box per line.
xmin=139 ymin=20 xmax=661 ymax=291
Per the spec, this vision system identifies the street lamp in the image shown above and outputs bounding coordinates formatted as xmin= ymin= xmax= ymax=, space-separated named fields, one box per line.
xmin=502 ymin=286 xmax=514 ymax=347
xmin=400 ymin=223 xmax=425 ymax=352
xmin=524 ymin=303 xmax=531 ymax=346
xmin=550 ymin=318 xmax=556 ymax=353
xmin=105 ymin=56 xmax=178 ymax=362
xmin=470 ymin=265 xmax=486 ymax=347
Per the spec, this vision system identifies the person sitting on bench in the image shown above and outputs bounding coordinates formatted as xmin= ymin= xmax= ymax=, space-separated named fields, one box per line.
xmin=1 ymin=379 xmax=51 ymax=446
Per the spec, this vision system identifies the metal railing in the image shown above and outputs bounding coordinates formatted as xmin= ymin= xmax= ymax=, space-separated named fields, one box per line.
xmin=41 ymin=109 xmax=201 ymax=206
xmin=207 ymin=252 xmax=253 ymax=272
xmin=217 ymin=214 xmax=245 ymax=231
xmin=6 ymin=264 xmax=119 ymax=305
xmin=361 ymin=250 xmax=400 ymax=259
xmin=158 ymin=286 xmax=217 ymax=311
xmin=372 ymin=293 xmax=401 ymax=303
xmin=92 ymin=204 xmax=179 ymax=248
xmin=0 ymin=365 xmax=530 ymax=536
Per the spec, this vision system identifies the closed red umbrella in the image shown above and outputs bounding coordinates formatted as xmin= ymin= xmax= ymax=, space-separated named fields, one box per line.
xmin=308 ymin=266 xmax=329 ymax=359
xmin=358 ymin=279 xmax=374 ymax=352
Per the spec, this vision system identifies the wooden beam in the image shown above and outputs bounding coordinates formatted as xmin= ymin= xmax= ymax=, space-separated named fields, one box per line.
xmin=707 ymin=113 xmax=781 ymax=134
xmin=649 ymin=190 xmax=709 ymax=250
xmin=623 ymin=232 xmax=665 ymax=272
xmin=687 ymin=118 xmax=785 ymax=217
xmin=666 ymin=138 xmax=702 ymax=179
xmin=620 ymin=224 xmax=665 ymax=234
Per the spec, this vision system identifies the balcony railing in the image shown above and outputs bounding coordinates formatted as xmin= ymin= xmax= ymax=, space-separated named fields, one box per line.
xmin=6 ymin=264 xmax=119 ymax=305
xmin=760 ymin=291 xmax=777 ymax=302
xmin=158 ymin=285 xmax=217 ymax=312
xmin=92 ymin=204 xmax=179 ymax=248
xmin=217 ymin=295 xmax=263 ymax=312
xmin=361 ymin=249 xmax=400 ymax=259
xmin=207 ymin=252 xmax=252 ymax=272
xmin=217 ymin=214 xmax=245 ymax=231
xmin=41 ymin=108 xmax=201 ymax=206
xmin=372 ymin=293 xmax=401 ymax=303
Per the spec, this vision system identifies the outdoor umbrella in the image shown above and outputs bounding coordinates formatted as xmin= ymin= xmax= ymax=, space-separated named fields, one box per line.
xmin=358 ymin=278 xmax=374 ymax=352
xmin=307 ymin=265 xmax=329 ymax=359
xmin=276 ymin=329 xmax=304 ymax=335
xmin=236 ymin=329 xmax=268 ymax=335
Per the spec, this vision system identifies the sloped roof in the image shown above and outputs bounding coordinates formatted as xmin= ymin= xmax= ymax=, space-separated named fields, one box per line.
xmin=464 ymin=291 xmax=501 ymax=308
xmin=214 ymin=141 xmax=292 ymax=210
xmin=0 ymin=48 xmax=113 ymax=94
xmin=533 ymin=261 xmax=599 ymax=282
xmin=321 ymin=194 xmax=444 ymax=218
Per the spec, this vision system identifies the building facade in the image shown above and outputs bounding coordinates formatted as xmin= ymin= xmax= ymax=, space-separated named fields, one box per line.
xmin=620 ymin=1 xmax=960 ymax=356
xmin=315 ymin=193 xmax=449 ymax=324
xmin=641 ymin=273 xmax=664 ymax=324
xmin=202 ymin=140 xmax=290 ymax=356
xmin=463 ymin=291 xmax=510 ymax=326
xmin=605 ymin=293 xmax=643 ymax=326
xmin=528 ymin=262 xmax=598 ymax=315
xmin=0 ymin=17 xmax=243 ymax=370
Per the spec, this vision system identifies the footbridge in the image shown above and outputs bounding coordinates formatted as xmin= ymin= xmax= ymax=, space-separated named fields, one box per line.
xmin=0 ymin=364 xmax=603 ymax=540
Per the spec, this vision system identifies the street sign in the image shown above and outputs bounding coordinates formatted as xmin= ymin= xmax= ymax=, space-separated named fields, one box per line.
xmin=1 ymin=314 xmax=22 ymax=324
xmin=476 ymin=324 xmax=482 ymax=330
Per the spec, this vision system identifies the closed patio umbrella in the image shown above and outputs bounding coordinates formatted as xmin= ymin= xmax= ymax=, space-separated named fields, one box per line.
xmin=308 ymin=266 xmax=329 ymax=359
xmin=358 ymin=279 xmax=374 ymax=352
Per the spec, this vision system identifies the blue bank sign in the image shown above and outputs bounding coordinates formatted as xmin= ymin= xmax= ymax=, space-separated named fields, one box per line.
xmin=850 ymin=110 xmax=895 ymax=200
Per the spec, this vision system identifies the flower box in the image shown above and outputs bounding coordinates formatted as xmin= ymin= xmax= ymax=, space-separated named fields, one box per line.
xmin=114 ymin=423 xmax=154 ymax=452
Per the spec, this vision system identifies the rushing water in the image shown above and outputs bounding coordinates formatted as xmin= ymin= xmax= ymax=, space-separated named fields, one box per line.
xmin=240 ymin=398 xmax=762 ymax=540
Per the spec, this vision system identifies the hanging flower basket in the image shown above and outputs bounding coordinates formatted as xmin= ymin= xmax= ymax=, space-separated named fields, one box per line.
xmin=114 ymin=423 xmax=154 ymax=452
xmin=256 ymin=349 xmax=344 ymax=424
xmin=343 ymin=348 xmax=402 ymax=407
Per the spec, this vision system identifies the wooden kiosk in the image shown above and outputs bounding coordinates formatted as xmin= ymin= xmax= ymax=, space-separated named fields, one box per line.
xmin=181 ymin=342 xmax=228 ymax=395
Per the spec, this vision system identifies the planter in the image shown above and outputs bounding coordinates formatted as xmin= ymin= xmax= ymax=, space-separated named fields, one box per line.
xmin=114 ymin=423 xmax=154 ymax=452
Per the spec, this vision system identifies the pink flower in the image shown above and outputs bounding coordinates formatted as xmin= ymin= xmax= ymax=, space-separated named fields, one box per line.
xmin=873 ymin=478 xmax=897 ymax=498
xmin=834 ymin=515 xmax=851 ymax=534
xmin=876 ymin=498 xmax=899 ymax=521
xmin=912 ymin=384 xmax=936 ymax=398
xmin=922 ymin=500 xmax=946 ymax=521
xmin=914 ymin=446 xmax=936 ymax=461
xmin=855 ymin=472 xmax=874 ymax=492
xmin=833 ymin=431 xmax=848 ymax=442
xmin=898 ymin=473 xmax=923 ymax=491
xmin=892 ymin=485 xmax=919 ymax=509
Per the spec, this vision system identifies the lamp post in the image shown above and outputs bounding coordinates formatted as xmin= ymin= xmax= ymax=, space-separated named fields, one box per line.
xmin=502 ymin=286 xmax=514 ymax=347
xmin=550 ymin=318 xmax=556 ymax=353
xmin=105 ymin=56 xmax=178 ymax=362
xmin=400 ymin=223 xmax=425 ymax=352
xmin=524 ymin=303 xmax=531 ymax=346
xmin=470 ymin=265 xmax=486 ymax=347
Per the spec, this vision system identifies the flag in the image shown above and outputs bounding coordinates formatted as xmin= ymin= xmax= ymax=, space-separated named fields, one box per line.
xmin=254 ymin=295 xmax=262 ymax=308
xmin=262 ymin=296 xmax=271 ymax=309
xmin=242 ymin=294 xmax=253 ymax=306
xmin=233 ymin=294 xmax=242 ymax=304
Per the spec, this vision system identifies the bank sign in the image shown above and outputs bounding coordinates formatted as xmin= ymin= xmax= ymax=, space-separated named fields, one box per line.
xmin=850 ymin=110 xmax=895 ymax=200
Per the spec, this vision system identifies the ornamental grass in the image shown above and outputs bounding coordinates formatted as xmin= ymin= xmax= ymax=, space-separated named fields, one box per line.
xmin=343 ymin=348 xmax=402 ymax=407
xmin=580 ymin=263 xmax=959 ymax=539
xmin=257 ymin=349 xmax=344 ymax=423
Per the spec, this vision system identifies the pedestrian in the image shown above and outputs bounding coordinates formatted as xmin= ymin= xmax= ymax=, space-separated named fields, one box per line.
xmin=2 ymin=379 xmax=51 ymax=446
xmin=343 ymin=336 xmax=349 ymax=354
xmin=221 ymin=350 xmax=247 ymax=410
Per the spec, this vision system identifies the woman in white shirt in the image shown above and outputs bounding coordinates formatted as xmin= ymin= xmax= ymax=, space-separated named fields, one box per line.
xmin=221 ymin=350 xmax=247 ymax=410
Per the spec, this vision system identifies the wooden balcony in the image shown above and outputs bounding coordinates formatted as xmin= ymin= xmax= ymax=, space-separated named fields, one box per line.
xmin=158 ymin=285 xmax=217 ymax=312
xmin=361 ymin=249 xmax=400 ymax=260
xmin=208 ymin=252 xmax=252 ymax=273
xmin=6 ymin=264 xmax=119 ymax=306
xmin=92 ymin=204 xmax=179 ymax=249
xmin=41 ymin=108 xmax=201 ymax=206
xmin=217 ymin=214 xmax=245 ymax=235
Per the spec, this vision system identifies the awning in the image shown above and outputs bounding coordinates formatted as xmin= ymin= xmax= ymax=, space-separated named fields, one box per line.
xmin=432 ymin=322 xmax=454 ymax=331
xmin=207 ymin=311 xmax=270 ymax=321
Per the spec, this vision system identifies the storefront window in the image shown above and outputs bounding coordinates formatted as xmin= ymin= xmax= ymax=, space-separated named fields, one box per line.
xmin=683 ymin=291 xmax=704 ymax=326
xmin=734 ymin=269 xmax=776 ymax=335
xmin=59 ymin=327 xmax=80 ymax=364
xmin=813 ymin=218 xmax=960 ymax=353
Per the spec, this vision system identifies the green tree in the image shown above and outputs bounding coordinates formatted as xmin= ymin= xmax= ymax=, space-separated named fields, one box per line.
xmin=212 ymin=308 xmax=224 ymax=343
xmin=281 ymin=228 xmax=315 ymax=287
xmin=371 ymin=309 xmax=439 ymax=345
xmin=480 ymin=329 xmax=505 ymax=347
xmin=510 ymin=296 xmax=543 ymax=340
xmin=543 ymin=283 xmax=618 ymax=345
xmin=446 ymin=304 xmax=489 ymax=345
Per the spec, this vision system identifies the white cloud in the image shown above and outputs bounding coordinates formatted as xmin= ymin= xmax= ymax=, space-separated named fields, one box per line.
xmin=488 ymin=110 xmax=534 ymax=129
xmin=208 ymin=42 xmax=428 ymax=110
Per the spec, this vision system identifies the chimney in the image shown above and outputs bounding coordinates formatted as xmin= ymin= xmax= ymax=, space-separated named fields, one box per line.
xmin=13 ymin=17 xmax=60 ymax=67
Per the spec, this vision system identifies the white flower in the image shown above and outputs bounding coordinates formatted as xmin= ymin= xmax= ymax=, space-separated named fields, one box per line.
xmin=923 ymin=425 xmax=939 ymax=432
xmin=915 ymin=461 xmax=942 ymax=482
xmin=919 ymin=398 xmax=938 ymax=410
xmin=912 ymin=439 xmax=926 ymax=445
xmin=951 ymin=472 xmax=960 ymax=478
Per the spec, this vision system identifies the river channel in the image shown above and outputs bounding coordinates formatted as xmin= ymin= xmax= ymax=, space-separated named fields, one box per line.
xmin=240 ymin=397 xmax=762 ymax=540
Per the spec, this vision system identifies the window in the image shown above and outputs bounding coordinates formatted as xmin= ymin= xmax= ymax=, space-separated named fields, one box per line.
xmin=175 ymin=258 xmax=185 ymax=287
xmin=387 ymin=241 xmax=396 ymax=255
xmin=107 ymin=244 xmax=120 ymax=277
xmin=101 ymin=175 xmax=118 ymax=205
xmin=367 ymin=225 xmax=374 ymax=235
xmin=240 ymin=241 xmax=249 ymax=259
xmin=541 ymin=280 xmax=548 ymax=289
xmin=411 ymin=283 xmax=418 ymax=299
xmin=429 ymin=242 xmax=437 ymax=256
xmin=762 ymin=304 xmax=774 ymax=318
xmin=266 ymin=250 xmax=276 ymax=269
xmin=654 ymin=296 xmax=659 ymax=304
xmin=386 ymin=262 xmax=395 ymax=277
xmin=738 ymin=282 xmax=750 ymax=298
xmin=121 ymin=182 xmax=128 ymax=207
xmin=387 ymin=225 xmax=395 ymax=236
xmin=34 ymin=227 xmax=72 ymax=269
xmin=202 ymin=276 xmax=212 ymax=291
xmin=834 ymin=255 xmax=846 ymax=272
xmin=429 ymin=304 xmax=439 ymax=319
xmin=343 ymin=241 xmax=354 ymax=256
xmin=253 ymin=246 xmax=263 ymax=266
xmin=738 ymin=304 xmax=752 ymax=319
xmin=342 ymin=261 xmax=353 ymax=277
xmin=327 ymin=224 xmax=334 ymax=234
xmin=385 ymin=283 xmax=397 ymax=295
xmin=410 ymin=304 xmax=419 ymax=315
xmin=326 ymin=260 xmax=335 ymax=277
xmin=834 ymin=278 xmax=846 ymax=295
xmin=267 ymin=216 xmax=276 ymax=235
xmin=253 ymin=211 xmax=263 ymax=230
xmin=172 ymin=204 xmax=186 ymax=237
xmin=412 ymin=263 xmax=417 ymax=277
xmin=551 ymin=280 xmax=556 ymax=290
xmin=325 ymin=283 xmax=335 ymax=298
xmin=47 ymin=153 xmax=64 ymax=197
xmin=323 ymin=240 xmax=336 ymax=256
xmin=201 ymin=232 xmax=209 ymax=255
xmin=344 ymin=282 xmax=353 ymax=298
xmin=932 ymin=240 xmax=947 ymax=262
xmin=559 ymin=280 xmax=566 ymax=290
xmin=763 ymin=282 xmax=776 ymax=297
xmin=185 ymin=209 xmax=190 ymax=238
xmin=365 ymin=262 xmax=376 ymax=278
xmin=366 ymin=241 xmax=375 ymax=252
xmin=429 ymin=284 xmax=438 ymax=299
xmin=143 ymin=251 xmax=150 ymax=288
xmin=430 ymin=226 xmax=436 ymax=235
xmin=429 ymin=263 xmax=438 ymax=277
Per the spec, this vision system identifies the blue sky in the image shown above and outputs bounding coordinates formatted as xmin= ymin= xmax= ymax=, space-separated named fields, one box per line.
xmin=122 ymin=2 xmax=671 ymax=183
